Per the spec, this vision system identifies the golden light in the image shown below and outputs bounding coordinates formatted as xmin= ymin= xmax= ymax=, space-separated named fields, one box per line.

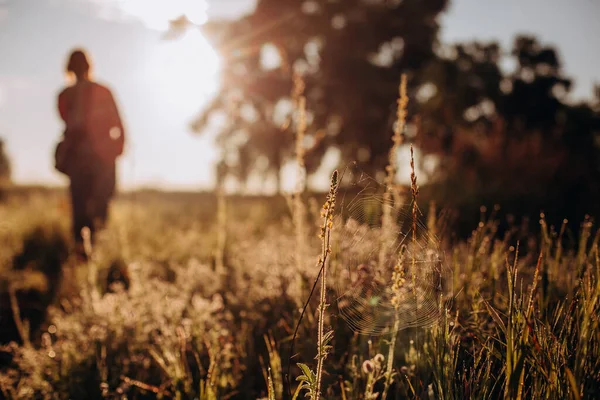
xmin=113 ymin=0 xmax=221 ymax=102
xmin=109 ymin=0 xmax=222 ymax=189
xmin=151 ymin=28 xmax=221 ymax=105
xmin=116 ymin=0 xmax=210 ymax=31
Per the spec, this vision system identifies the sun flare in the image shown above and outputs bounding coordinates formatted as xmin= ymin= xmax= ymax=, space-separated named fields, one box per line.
xmin=109 ymin=0 xmax=221 ymax=188
xmin=115 ymin=0 xmax=221 ymax=111
xmin=153 ymin=29 xmax=221 ymax=104
xmin=115 ymin=0 xmax=210 ymax=31
xmin=110 ymin=0 xmax=220 ymax=100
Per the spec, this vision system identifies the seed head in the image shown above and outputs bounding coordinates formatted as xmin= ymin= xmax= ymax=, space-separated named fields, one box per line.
xmin=362 ymin=360 xmax=375 ymax=374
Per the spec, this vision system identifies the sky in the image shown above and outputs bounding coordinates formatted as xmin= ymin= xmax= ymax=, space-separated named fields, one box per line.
xmin=0 ymin=0 xmax=598 ymax=192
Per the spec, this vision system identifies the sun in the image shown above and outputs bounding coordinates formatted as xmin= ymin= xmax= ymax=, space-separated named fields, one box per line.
xmin=123 ymin=0 xmax=221 ymax=105
xmin=118 ymin=0 xmax=210 ymax=31
xmin=102 ymin=0 xmax=222 ymax=190
xmin=115 ymin=0 xmax=221 ymax=94
xmin=153 ymin=29 xmax=221 ymax=105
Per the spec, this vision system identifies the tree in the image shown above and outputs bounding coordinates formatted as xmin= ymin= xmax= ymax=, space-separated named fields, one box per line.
xmin=416 ymin=36 xmax=600 ymax=230
xmin=192 ymin=0 xmax=450 ymax=190
xmin=182 ymin=5 xmax=600 ymax=228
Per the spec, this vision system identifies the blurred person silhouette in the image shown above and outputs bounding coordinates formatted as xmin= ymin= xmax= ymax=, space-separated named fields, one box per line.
xmin=55 ymin=49 xmax=125 ymax=258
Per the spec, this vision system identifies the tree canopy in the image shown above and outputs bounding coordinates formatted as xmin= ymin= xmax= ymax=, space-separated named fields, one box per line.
xmin=186 ymin=0 xmax=600 ymax=227
xmin=194 ymin=0 xmax=449 ymax=189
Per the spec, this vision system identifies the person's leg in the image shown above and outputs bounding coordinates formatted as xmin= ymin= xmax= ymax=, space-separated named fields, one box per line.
xmin=91 ymin=162 xmax=116 ymax=232
xmin=69 ymin=172 xmax=92 ymax=258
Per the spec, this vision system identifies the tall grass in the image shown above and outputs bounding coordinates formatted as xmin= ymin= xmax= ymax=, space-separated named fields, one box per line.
xmin=1 ymin=186 xmax=599 ymax=399
xmin=292 ymin=72 xmax=308 ymax=274
xmin=381 ymin=73 xmax=409 ymax=399
xmin=295 ymin=170 xmax=338 ymax=400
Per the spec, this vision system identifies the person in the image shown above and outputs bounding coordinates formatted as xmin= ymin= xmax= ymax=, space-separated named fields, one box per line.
xmin=56 ymin=49 xmax=125 ymax=257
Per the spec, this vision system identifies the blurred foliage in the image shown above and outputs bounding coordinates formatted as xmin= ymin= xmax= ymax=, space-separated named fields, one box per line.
xmin=188 ymin=0 xmax=600 ymax=228
xmin=418 ymin=36 xmax=600 ymax=231
xmin=192 ymin=0 xmax=449 ymax=189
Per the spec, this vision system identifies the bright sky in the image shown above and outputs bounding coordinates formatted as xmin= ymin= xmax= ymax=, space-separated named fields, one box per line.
xmin=0 ymin=0 xmax=598 ymax=191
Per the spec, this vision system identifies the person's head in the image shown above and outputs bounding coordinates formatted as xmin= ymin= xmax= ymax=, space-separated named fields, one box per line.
xmin=66 ymin=49 xmax=92 ymax=81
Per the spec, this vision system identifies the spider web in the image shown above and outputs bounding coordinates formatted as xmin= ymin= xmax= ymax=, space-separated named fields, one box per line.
xmin=331 ymin=164 xmax=453 ymax=335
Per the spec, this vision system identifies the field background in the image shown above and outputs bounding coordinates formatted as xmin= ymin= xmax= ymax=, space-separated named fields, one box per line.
xmin=1 ymin=183 xmax=598 ymax=399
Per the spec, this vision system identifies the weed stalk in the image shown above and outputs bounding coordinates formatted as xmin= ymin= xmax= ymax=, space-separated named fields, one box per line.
xmin=293 ymin=73 xmax=307 ymax=272
xmin=382 ymin=74 xmax=410 ymax=399
xmin=314 ymin=170 xmax=338 ymax=400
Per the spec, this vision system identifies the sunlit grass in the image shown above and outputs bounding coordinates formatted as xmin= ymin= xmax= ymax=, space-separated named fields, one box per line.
xmin=0 ymin=181 xmax=599 ymax=398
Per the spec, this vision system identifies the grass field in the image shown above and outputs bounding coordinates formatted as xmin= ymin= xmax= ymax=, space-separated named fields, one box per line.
xmin=0 ymin=176 xmax=599 ymax=399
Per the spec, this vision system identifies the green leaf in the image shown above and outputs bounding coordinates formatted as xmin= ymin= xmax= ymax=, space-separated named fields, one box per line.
xmin=322 ymin=330 xmax=334 ymax=344
xmin=297 ymin=363 xmax=315 ymax=383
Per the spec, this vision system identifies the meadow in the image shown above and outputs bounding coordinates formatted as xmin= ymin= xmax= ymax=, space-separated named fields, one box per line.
xmin=0 ymin=168 xmax=599 ymax=400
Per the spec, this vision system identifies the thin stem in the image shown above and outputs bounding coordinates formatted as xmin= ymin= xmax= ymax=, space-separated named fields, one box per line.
xmin=9 ymin=286 xmax=30 ymax=348
xmin=382 ymin=317 xmax=400 ymax=398
xmin=287 ymin=171 xmax=338 ymax=400
xmin=315 ymin=171 xmax=338 ymax=400
xmin=382 ymin=74 xmax=410 ymax=400
xmin=315 ymin=241 xmax=328 ymax=400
